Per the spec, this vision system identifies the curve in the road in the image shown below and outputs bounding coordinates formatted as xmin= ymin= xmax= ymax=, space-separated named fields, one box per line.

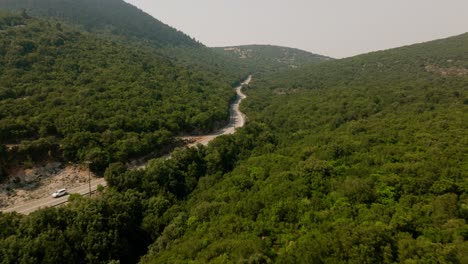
xmin=185 ymin=75 xmax=252 ymax=147
xmin=1 ymin=76 xmax=252 ymax=215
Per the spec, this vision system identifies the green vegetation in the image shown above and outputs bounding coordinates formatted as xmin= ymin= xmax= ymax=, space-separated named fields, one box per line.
xmin=0 ymin=13 xmax=236 ymax=172
xmin=214 ymin=44 xmax=331 ymax=75
xmin=0 ymin=2 xmax=467 ymax=263
xmin=0 ymin=0 xmax=199 ymax=48
xmin=141 ymin=34 xmax=468 ymax=262
xmin=0 ymin=0 xmax=250 ymax=86
xmin=0 ymin=124 xmax=274 ymax=263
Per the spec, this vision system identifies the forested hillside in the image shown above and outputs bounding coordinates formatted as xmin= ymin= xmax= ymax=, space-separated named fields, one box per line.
xmin=0 ymin=0 xmax=198 ymax=48
xmin=214 ymin=45 xmax=331 ymax=75
xmin=0 ymin=30 xmax=466 ymax=263
xmin=0 ymin=0 xmax=250 ymax=85
xmin=0 ymin=1 xmax=467 ymax=262
xmin=141 ymin=34 xmax=468 ymax=262
xmin=0 ymin=13 xmax=235 ymax=173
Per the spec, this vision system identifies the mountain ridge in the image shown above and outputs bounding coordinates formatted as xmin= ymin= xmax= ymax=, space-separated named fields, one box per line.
xmin=214 ymin=44 xmax=331 ymax=74
xmin=0 ymin=0 xmax=200 ymax=48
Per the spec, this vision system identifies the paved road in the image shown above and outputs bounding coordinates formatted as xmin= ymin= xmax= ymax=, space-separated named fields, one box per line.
xmin=1 ymin=76 xmax=251 ymax=215
xmin=2 ymin=178 xmax=107 ymax=215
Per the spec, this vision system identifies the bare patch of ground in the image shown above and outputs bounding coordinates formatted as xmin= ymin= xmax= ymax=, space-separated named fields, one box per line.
xmin=0 ymin=163 xmax=94 ymax=209
xmin=223 ymin=47 xmax=252 ymax=59
xmin=5 ymin=144 xmax=19 ymax=151
xmin=425 ymin=64 xmax=468 ymax=77
xmin=273 ymin=88 xmax=300 ymax=95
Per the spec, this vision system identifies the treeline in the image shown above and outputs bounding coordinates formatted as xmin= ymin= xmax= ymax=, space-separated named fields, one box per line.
xmin=0 ymin=13 xmax=238 ymax=172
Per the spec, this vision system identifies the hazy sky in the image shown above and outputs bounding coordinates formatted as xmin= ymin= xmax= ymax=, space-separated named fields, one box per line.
xmin=124 ymin=0 xmax=468 ymax=58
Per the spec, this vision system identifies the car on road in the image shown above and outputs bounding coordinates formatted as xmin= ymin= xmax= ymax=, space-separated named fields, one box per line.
xmin=52 ymin=189 xmax=67 ymax=198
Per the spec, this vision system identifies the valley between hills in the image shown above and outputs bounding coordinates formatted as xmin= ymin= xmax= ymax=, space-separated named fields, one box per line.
xmin=0 ymin=1 xmax=467 ymax=263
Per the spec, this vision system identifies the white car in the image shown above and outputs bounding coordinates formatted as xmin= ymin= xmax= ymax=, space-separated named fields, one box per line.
xmin=52 ymin=189 xmax=67 ymax=198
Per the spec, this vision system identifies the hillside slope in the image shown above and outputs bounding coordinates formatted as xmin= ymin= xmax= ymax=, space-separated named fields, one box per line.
xmin=0 ymin=0 xmax=252 ymax=84
xmin=257 ymin=33 xmax=468 ymax=90
xmin=214 ymin=44 xmax=331 ymax=74
xmin=141 ymin=34 xmax=468 ymax=263
xmin=0 ymin=13 xmax=234 ymax=173
xmin=0 ymin=0 xmax=199 ymax=48
xmin=0 ymin=30 xmax=466 ymax=264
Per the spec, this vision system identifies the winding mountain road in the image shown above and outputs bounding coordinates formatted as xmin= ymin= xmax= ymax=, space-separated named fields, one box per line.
xmin=1 ymin=76 xmax=252 ymax=215
xmin=184 ymin=75 xmax=251 ymax=146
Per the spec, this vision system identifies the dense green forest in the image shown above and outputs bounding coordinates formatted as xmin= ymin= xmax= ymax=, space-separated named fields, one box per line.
xmin=0 ymin=0 xmax=251 ymax=86
xmin=0 ymin=1 xmax=330 ymax=89
xmin=141 ymin=34 xmax=468 ymax=263
xmin=0 ymin=13 xmax=238 ymax=173
xmin=0 ymin=1 xmax=330 ymax=175
xmin=214 ymin=45 xmax=332 ymax=76
xmin=0 ymin=0 xmax=467 ymax=263
xmin=0 ymin=26 xmax=466 ymax=263
xmin=0 ymin=124 xmax=275 ymax=263
xmin=0 ymin=0 xmax=199 ymax=48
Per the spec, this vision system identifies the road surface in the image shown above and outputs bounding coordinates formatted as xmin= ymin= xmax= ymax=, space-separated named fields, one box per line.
xmin=2 ymin=178 xmax=107 ymax=215
xmin=184 ymin=75 xmax=251 ymax=146
xmin=1 ymin=76 xmax=251 ymax=215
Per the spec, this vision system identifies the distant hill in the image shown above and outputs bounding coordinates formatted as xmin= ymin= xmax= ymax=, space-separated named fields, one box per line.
xmin=258 ymin=33 xmax=468 ymax=91
xmin=214 ymin=44 xmax=332 ymax=74
xmin=0 ymin=0 xmax=199 ymax=48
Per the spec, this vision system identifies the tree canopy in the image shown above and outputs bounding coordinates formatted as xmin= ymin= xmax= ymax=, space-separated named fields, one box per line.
xmin=0 ymin=0 xmax=200 ymax=48
xmin=0 ymin=13 xmax=237 ymax=172
xmin=0 ymin=5 xmax=467 ymax=264
xmin=142 ymin=33 xmax=468 ymax=263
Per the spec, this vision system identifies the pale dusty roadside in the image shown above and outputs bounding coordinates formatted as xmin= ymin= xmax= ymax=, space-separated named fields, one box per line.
xmin=2 ymin=178 xmax=106 ymax=215
xmin=0 ymin=163 xmax=96 ymax=209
